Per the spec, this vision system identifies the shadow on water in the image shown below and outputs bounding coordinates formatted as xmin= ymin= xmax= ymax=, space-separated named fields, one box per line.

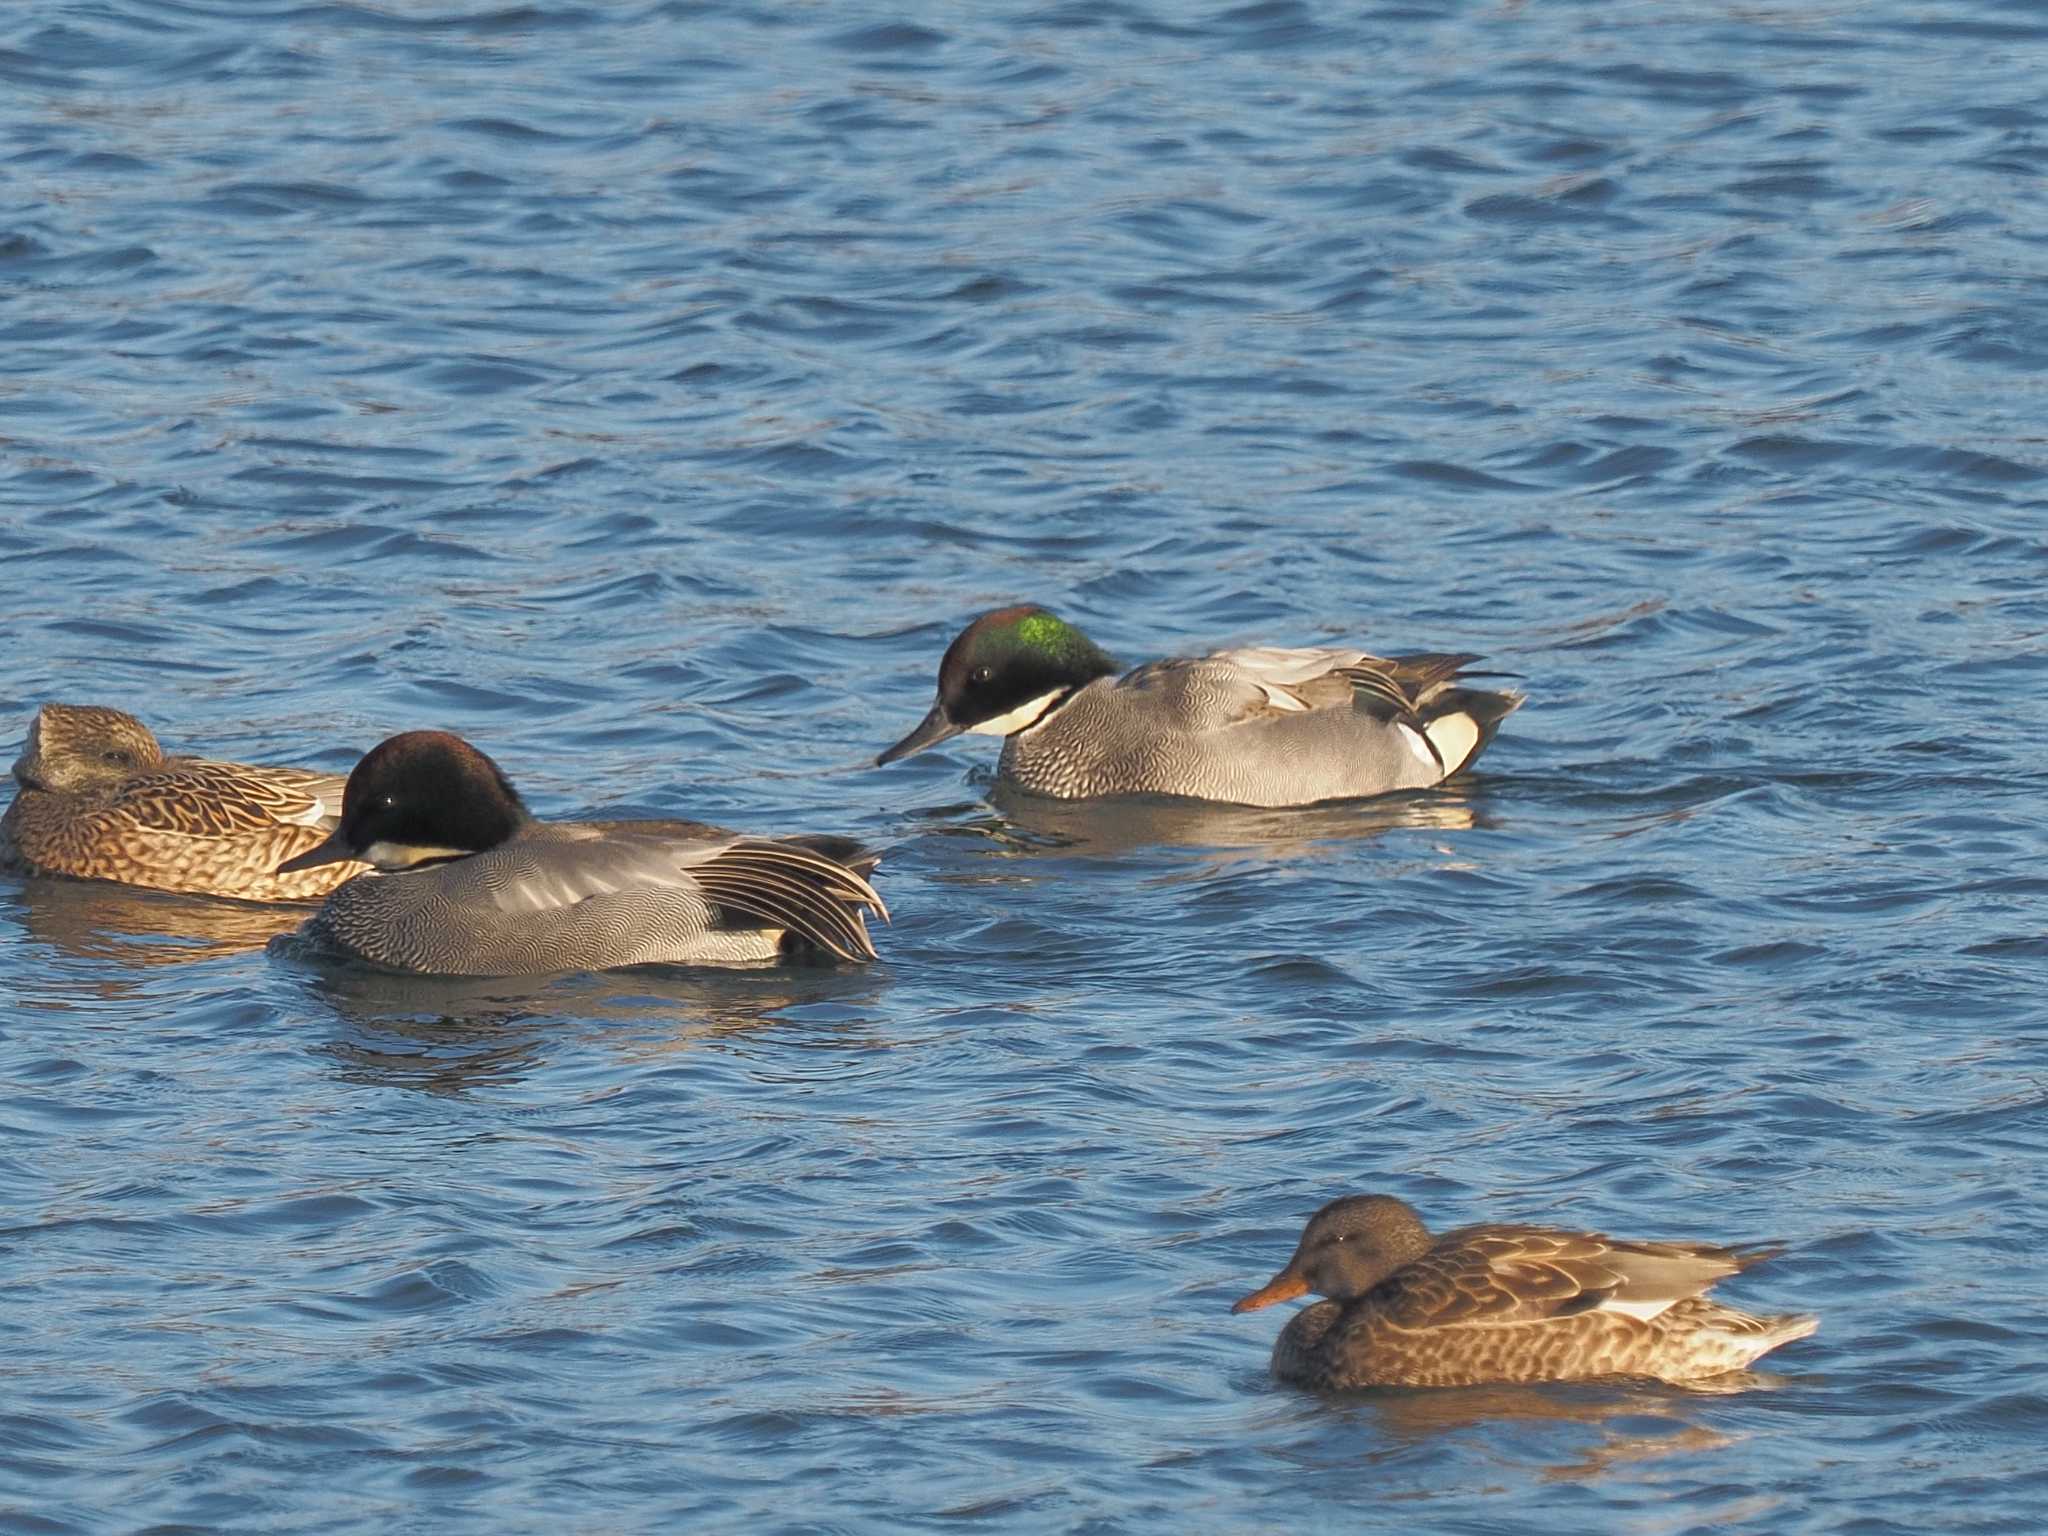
xmin=928 ymin=782 xmax=1493 ymax=868
xmin=2 ymin=874 xmax=312 ymax=968
xmin=1304 ymin=1372 xmax=1795 ymax=1484
xmin=275 ymin=934 xmax=895 ymax=1094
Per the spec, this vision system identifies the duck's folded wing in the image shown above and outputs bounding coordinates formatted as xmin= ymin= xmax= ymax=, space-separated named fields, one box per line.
xmin=114 ymin=762 xmax=348 ymax=837
xmin=1133 ymin=647 xmax=1489 ymax=725
xmin=1325 ymin=651 xmax=1479 ymax=721
xmin=488 ymin=825 xmax=886 ymax=962
xmin=1116 ymin=650 xmax=1365 ymax=726
xmin=1378 ymin=1226 xmax=1758 ymax=1330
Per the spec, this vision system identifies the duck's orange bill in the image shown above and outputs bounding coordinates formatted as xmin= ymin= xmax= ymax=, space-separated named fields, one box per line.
xmin=1231 ymin=1271 xmax=1307 ymax=1313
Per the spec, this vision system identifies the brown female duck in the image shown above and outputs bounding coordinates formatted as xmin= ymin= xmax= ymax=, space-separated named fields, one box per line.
xmin=1233 ymin=1194 xmax=1816 ymax=1389
xmin=0 ymin=703 xmax=369 ymax=902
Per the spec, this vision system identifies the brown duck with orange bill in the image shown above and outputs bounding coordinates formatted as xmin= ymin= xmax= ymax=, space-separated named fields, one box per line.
xmin=1232 ymin=1194 xmax=1817 ymax=1389
xmin=0 ymin=703 xmax=369 ymax=902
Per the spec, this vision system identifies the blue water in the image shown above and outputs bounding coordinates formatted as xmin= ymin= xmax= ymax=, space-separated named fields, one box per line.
xmin=4 ymin=1 xmax=2047 ymax=1529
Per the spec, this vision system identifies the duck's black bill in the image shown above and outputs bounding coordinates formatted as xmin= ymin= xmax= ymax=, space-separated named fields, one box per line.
xmin=877 ymin=704 xmax=961 ymax=766
xmin=276 ymin=830 xmax=356 ymax=875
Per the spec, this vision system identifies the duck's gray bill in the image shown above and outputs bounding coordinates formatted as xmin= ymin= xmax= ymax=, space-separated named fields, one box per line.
xmin=877 ymin=704 xmax=961 ymax=766
xmin=276 ymin=830 xmax=355 ymax=875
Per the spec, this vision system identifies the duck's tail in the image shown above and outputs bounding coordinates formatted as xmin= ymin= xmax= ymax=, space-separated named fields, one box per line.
xmin=1417 ymin=683 xmax=1524 ymax=779
xmin=1663 ymin=1298 xmax=1819 ymax=1379
xmin=780 ymin=833 xmax=883 ymax=884
xmin=1359 ymin=654 xmax=1522 ymax=779
xmin=695 ymin=836 xmax=889 ymax=962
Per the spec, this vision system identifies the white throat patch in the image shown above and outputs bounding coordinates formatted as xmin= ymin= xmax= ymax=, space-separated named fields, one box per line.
xmin=362 ymin=839 xmax=472 ymax=871
xmin=966 ymin=688 xmax=1068 ymax=739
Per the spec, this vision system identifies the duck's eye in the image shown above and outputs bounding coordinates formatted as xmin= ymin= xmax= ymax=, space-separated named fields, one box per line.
xmin=380 ymin=794 xmax=398 ymax=810
xmin=971 ymin=666 xmax=993 ymax=686
xmin=101 ymin=749 xmax=131 ymax=767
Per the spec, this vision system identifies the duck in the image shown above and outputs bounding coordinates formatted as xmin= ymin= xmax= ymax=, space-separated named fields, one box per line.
xmin=274 ymin=730 xmax=887 ymax=976
xmin=1232 ymin=1194 xmax=1817 ymax=1389
xmin=0 ymin=702 xmax=370 ymax=902
xmin=877 ymin=606 xmax=1522 ymax=806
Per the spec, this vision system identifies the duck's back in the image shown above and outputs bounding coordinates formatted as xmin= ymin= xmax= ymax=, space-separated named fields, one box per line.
xmin=307 ymin=819 xmax=880 ymax=976
xmin=2 ymin=756 xmax=361 ymax=902
xmin=1001 ymin=648 xmax=1518 ymax=805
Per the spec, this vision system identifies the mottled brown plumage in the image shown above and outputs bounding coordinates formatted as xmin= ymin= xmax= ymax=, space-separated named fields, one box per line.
xmin=0 ymin=703 xmax=369 ymax=902
xmin=1233 ymin=1194 xmax=1816 ymax=1389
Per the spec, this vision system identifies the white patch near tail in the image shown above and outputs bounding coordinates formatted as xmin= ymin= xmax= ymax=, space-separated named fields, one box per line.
xmin=1596 ymin=1296 xmax=1680 ymax=1323
xmin=1423 ymin=711 xmax=1481 ymax=777
xmin=1396 ymin=722 xmax=1437 ymax=771
xmin=1254 ymin=681 xmax=1311 ymax=713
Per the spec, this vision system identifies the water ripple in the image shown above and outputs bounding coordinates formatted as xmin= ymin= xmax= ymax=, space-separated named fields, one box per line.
xmin=4 ymin=0 xmax=2047 ymax=1530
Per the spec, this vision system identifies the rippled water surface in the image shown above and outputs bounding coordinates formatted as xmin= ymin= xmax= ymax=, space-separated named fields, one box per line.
xmin=5 ymin=1 xmax=2048 ymax=1530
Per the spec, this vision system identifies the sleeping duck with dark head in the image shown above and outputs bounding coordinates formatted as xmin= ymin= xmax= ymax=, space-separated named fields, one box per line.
xmin=2 ymin=702 xmax=368 ymax=902
xmin=278 ymin=730 xmax=886 ymax=977
xmin=878 ymin=606 xmax=1522 ymax=806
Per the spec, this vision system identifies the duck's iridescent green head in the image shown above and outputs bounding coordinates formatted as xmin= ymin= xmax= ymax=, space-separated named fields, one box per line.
xmin=877 ymin=605 xmax=1120 ymax=765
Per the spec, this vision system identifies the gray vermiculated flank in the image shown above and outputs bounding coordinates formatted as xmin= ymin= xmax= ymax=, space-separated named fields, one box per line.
xmin=1000 ymin=650 xmax=1519 ymax=804
xmin=307 ymin=820 xmax=882 ymax=975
